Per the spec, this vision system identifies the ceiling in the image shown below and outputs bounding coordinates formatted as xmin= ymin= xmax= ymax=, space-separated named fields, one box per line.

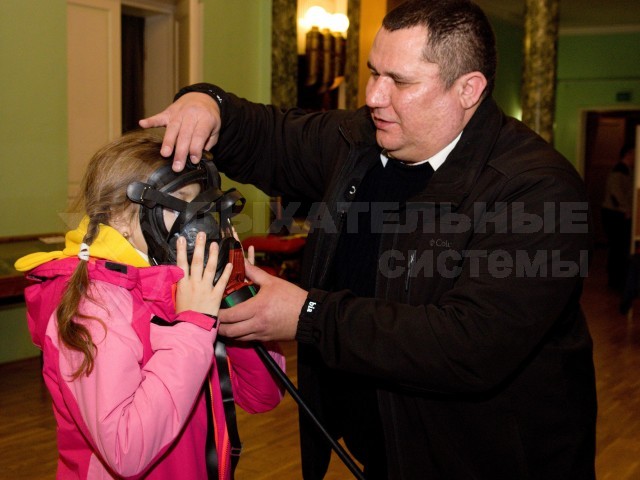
xmin=474 ymin=0 xmax=640 ymax=32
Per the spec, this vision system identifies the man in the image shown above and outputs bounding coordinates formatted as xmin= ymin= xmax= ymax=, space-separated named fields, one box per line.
xmin=141 ymin=1 xmax=597 ymax=478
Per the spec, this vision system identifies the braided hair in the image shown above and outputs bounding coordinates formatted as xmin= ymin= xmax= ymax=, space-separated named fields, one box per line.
xmin=56 ymin=131 xmax=167 ymax=378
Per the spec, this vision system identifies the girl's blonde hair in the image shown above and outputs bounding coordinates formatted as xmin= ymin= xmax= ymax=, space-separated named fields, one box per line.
xmin=58 ymin=130 xmax=168 ymax=378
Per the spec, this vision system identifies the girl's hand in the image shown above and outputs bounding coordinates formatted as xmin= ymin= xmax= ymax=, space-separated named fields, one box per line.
xmin=175 ymin=232 xmax=233 ymax=316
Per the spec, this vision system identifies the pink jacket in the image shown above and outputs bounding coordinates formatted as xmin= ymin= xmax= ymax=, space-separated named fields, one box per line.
xmin=24 ymin=257 xmax=285 ymax=479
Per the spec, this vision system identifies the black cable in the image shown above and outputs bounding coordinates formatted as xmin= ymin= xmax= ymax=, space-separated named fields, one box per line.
xmin=215 ymin=237 xmax=365 ymax=479
xmin=253 ymin=342 xmax=366 ymax=480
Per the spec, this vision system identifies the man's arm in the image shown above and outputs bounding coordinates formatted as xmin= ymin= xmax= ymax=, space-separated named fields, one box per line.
xmin=221 ymin=167 xmax=592 ymax=395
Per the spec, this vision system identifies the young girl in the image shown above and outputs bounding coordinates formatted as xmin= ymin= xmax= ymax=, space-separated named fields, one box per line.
xmin=15 ymin=131 xmax=285 ymax=479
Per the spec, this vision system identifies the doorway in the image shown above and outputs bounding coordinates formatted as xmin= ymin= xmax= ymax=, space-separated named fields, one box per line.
xmin=582 ymin=109 xmax=640 ymax=247
xmin=66 ymin=0 xmax=201 ymax=204
xmin=121 ymin=13 xmax=145 ymax=133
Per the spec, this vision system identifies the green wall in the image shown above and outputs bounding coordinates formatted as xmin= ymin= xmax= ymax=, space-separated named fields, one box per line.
xmin=491 ymin=16 xmax=524 ymax=120
xmin=486 ymin=16 xmax=640 ymax=171
xmin=1 ymin=1 xmax=68 ymax=237
xmin=0 ymin=1 xmax=67 ymax=363
xmin=0 ymin=305 xmax=36 ymax=363
xmin=203 ymin=0 xmax=273 ymax=238
xmin=555 ymin=32 xmax=640 ymax=170
xmin=204 ymin=0 xmax=272 ymax=102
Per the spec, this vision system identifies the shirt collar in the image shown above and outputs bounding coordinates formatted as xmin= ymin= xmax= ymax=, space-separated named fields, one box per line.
xmin=380 ymin=131 xmax=462 ymax=171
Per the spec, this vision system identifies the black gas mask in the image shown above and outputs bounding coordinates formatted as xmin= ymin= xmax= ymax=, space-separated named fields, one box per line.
xmin=126 ymin=152 xmax=245 ymax=281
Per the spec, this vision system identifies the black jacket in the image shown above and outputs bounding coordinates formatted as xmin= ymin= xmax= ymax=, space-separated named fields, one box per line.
xmin=188 ymin=84 xmax=597 ymax=479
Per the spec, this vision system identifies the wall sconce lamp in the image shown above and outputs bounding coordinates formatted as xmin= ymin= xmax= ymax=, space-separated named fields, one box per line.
xmin=300 ymin=6 xmax=349 ymax=95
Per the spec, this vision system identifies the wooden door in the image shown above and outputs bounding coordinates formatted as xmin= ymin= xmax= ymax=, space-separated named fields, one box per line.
xmin=66 ymin=0 xmax=202 ymax=208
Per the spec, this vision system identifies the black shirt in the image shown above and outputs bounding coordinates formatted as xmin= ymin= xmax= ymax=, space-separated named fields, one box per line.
xmin=333 ymin=157 xmax=435 ymax=295
xmin=327 ymin=157 xmax=434 ymax=477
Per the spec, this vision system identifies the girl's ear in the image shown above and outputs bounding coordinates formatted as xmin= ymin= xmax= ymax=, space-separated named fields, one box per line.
xmin=109 ymin=209 xmax=133 ymax=240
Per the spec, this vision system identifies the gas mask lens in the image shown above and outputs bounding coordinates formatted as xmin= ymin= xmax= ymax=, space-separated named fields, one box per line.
xmin=161 ymin=182 xmax=202 ymax=234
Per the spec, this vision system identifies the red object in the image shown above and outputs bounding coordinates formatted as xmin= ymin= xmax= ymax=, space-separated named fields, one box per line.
xmin=224 ymin=240 xmax=256 ymax=298
xmin=242 ymin=235 xmax=307 ymax=281
xmin=242 ymin=235 xmax=306 ymax=254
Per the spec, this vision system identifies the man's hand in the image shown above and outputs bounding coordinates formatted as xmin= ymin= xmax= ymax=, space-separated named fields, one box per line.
xmin=218 ymin=263 xmax=308 ymax=342
xmin=139 ymin=92 xmax=221 ymax=171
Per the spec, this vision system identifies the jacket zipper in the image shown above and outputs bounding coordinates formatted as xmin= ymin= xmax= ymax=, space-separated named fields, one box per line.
xmin=405 ymin=249 xmax=416 ymax=293
xmin=318 ymin=208 xmax=348 ymax=283
xmin=221 ymin=428 xmax=229 ymax=479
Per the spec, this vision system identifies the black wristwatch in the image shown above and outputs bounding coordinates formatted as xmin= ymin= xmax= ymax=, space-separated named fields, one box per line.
xmin=174 ymin=83 xmax=226 ymax=109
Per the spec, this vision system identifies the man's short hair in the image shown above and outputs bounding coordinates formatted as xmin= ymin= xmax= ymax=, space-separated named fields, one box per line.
xmin=383 ymin=0 xmax=497 ymax=97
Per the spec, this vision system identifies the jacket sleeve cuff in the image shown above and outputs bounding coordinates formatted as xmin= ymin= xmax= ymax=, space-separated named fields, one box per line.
xmin=174 ymin=83 xmax=226 ymax=110
xmin=175 ymin=310 xmax=218 ymax=331
xmin=295 ymin=288 xmax=330 ymax=344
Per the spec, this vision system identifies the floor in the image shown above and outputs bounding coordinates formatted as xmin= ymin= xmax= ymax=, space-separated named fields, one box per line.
xmin=0 ymin=247 xmax=639 ymax=479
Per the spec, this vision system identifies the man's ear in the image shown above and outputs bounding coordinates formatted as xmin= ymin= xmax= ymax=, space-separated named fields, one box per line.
xmin=457 ymin=71 xmax=487 ymax=109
